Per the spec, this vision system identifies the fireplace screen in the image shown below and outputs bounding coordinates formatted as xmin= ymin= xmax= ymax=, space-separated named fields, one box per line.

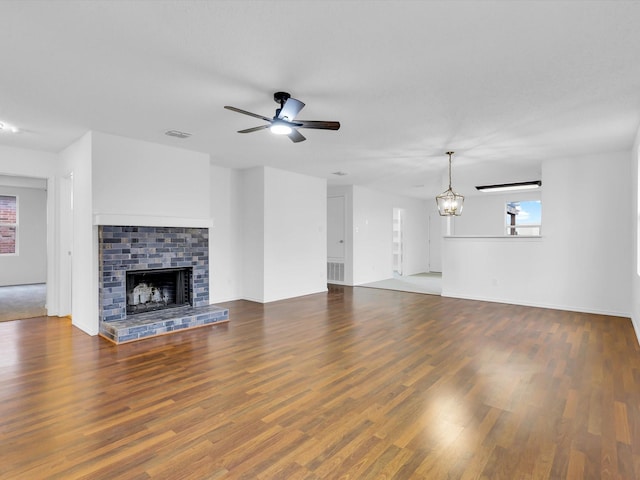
xmin=126 ymin=267 xmax=192 ymax=315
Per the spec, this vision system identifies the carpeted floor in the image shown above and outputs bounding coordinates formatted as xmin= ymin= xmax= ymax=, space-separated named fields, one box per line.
xmin=0 ymin=283 xmax=47 ymax=322
xmin=359 ymin=272 xmax=442 ymax=295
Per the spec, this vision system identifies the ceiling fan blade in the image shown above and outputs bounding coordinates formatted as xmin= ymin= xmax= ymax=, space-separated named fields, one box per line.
xmin=296 ymin=120 xmax=341 ymax=130
xmin=288 ymin=129 xmax=306 ymax=143
xmin=224 ymin=105 xmax=272 ymax=122
xmin=278 ymin=98 xmax=305 ymax=121
xmin=238 ymin=125 xmax=270 ymax=134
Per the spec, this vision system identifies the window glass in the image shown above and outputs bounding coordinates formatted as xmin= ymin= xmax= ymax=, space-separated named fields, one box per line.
xmin=506 ymin=200 xmax=541 ymax=236
xmin=0 ymin=195 xmax=17 ymax=254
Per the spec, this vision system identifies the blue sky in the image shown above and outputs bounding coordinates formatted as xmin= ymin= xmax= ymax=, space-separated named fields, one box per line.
xmin=507 ymin=200 xmax=541 ymax=225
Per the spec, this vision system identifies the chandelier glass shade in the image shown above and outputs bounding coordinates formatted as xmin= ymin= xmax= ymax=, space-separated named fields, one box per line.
xmin=435 ymin=151 xmax=464 ymax=216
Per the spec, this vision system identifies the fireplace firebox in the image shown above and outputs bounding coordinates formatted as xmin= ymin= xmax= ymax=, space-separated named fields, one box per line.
xmin=126 ymin=267 xmax=192 ymax=315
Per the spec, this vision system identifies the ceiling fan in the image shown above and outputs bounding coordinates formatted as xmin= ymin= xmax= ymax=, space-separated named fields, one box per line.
xmin=224 ymin=92 xmax=340 ymax=143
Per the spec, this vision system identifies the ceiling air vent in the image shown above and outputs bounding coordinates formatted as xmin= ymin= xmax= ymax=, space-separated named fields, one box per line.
xmin=165 ymin=130 xmax=192 ymax=139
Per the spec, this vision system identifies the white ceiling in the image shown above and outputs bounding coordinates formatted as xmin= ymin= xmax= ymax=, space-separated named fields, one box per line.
xmin=1 ymin=1 xmax=639 ymax=199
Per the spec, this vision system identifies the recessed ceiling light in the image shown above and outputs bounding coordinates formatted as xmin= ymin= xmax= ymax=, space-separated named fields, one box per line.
xmin=165 ymin=130 xmax=192 ymax=139
xmin=332 ymin=171 xmax=348 ymax=176
xmin=475 ymin=180 xmax=541 ymax=193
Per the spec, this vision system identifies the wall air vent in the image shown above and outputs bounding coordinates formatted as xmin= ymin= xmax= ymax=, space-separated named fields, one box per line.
xmin=165 ymin=130 xmax=192 ymax=139
xmin=327 ymin=262 xmax=345 ymax=282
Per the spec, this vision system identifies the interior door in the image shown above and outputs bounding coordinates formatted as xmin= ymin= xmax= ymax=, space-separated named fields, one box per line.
xmin=327 ymin=196 xmax=345 ymax=260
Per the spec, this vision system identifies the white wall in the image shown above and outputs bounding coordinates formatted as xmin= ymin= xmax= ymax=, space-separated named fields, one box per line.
xmin=631 ymin=127 xmax=640 ymax=342
xmin=542 ymin=151 xmax=631 ymax=315
xmin=263 ymin=167 xmax=327 ymax=302
xmin=59 ymin=132 xmax=98 ymax=335
xmin=241 ymin=167 xmax=265 ymax=302
xmin=0 ymin=145 xmax=57 ymax=178
xmin=351 ymin=185 xmax=429 ymax=285
xmin=452 ymin=190 xmax=542 ymax=236
xmin=242 ymin=166 xmax=327 ymax=302
xmin=92 ymin=132 xmax=210 ymax=219
xmin=428 ymin=204 xmax=443 ymax=272
xmin=0 ymin=184 xmax=47 ymax=286
xmin=0 ymin=175 xmax=47 ymax=189
xmin=210 ymin=165 xmax=242 ymax=302
xmin=443 ymin=236 xmax=546 ymax=305
xmin=443 ymin=151 xmax=632 ymax=317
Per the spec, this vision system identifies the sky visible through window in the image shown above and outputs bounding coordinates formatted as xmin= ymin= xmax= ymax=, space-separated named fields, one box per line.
xmin=506 ymin=200 xmax=541 ymax=225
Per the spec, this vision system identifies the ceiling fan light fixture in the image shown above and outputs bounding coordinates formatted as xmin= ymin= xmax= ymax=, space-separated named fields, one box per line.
xmin=270 ymin=122 xmax=293 ymax=135
xmin=435 ymin=151 xmax=464 ymax=216
xmin=224 ymin=92 xmax=340 ymax=143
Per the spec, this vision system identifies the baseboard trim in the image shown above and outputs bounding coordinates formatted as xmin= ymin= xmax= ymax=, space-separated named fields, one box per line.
xmin=72 ymin=322 xmax=99 ymax=336
xmin=441 ymin=292 xmax=631 ymax=319
xmin=631 ymin=315 xmax=640 ymax=348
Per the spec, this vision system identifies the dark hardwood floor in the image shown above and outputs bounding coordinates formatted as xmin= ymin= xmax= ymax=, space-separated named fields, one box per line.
xmin=1 ymin=286 xmax=639 ymax=479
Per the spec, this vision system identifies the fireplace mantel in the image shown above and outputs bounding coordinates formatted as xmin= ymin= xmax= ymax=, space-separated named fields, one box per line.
xmin=93 ymin=213 xmax=212 ymax=229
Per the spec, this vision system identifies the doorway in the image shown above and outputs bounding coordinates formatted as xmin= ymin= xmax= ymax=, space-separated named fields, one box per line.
xmin=327 ymin=195 xmax=346 ymax=283
xmin=0 ymin=175 xmax=48 ymax=321
xmin=429 ymin=213 xmax=442 ymax=273
xmin=392 ymin=208 xmax=403 ymax=275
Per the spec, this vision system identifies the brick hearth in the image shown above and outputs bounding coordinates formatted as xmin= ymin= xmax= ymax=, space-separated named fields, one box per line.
xmin=100 ymin=304 xmax=229 ymax=344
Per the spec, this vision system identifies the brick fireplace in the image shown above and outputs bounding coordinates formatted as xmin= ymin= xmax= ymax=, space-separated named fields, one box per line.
xmin=98 ymin=225 xmax=228 ymax=343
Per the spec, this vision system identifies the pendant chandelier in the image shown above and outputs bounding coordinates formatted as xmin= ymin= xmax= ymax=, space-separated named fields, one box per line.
xmin=435 ymin=151 xmax=464 ymax=216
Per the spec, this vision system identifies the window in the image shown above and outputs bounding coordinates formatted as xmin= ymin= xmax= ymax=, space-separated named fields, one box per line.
xmin=0 ymin=195 xmax=17 ymax=255
xmin=506 ymin=200 xmax=541 ymax=236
